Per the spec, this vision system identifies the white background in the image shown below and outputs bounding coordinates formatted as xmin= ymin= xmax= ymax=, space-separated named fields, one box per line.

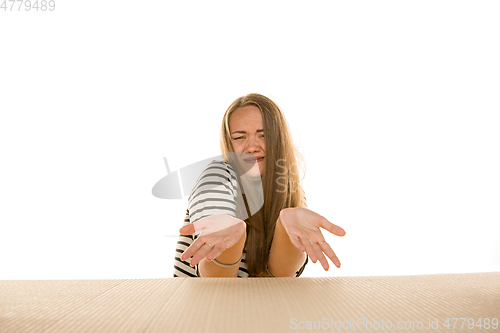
xmin=1 ymin=1 xmax=499 ymax=280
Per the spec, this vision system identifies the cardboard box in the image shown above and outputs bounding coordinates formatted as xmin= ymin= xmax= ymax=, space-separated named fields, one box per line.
xmin=1 ymin=272 xmax=499 ymax=332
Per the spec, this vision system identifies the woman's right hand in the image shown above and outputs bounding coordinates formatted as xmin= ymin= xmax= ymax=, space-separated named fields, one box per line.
xmin=179 ymin=214 xmax=246 ymax=267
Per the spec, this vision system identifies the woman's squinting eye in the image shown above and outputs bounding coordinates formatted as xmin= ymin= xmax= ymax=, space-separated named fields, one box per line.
xmin=232 ymin=135 xmax=264 ymax=140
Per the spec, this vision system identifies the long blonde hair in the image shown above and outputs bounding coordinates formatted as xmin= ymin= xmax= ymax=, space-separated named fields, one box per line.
xmin=220 ymin=93 xmax=307 ymax=277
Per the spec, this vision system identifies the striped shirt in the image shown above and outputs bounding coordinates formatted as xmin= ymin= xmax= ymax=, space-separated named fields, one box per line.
xmin=173 ymin=160 xmax=308 ymax=277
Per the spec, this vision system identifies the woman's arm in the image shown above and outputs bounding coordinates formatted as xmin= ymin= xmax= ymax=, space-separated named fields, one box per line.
xmin=181 ymin=160 xmax=245 ymax=277
xmin=267 ymin=212 xmax=307 ymax=277
xmin=198 ymin=228 xmax=246 ymax=277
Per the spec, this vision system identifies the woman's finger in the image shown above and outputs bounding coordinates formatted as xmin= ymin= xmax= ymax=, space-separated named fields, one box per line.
xmin=206 ymin=232 xmax=243 ymax=260
xmin=311 ymin=242 xmax=329 ymax=271
xmin=319 ymin=241 xmax=341 ymax=268
xmin=301 ymin=238 xmax=318 ymax=263
xmin=190 ymin=242 xmax=215 ymax=267
xmin=180 ymin=237 xmax=207 ymax=261
xmin=179 ymin=223 xmax=195 ymax=235
xmin=319 ymin=215 xmax=346 ymax=237
xmin=206 ymin=245 xmax=225 ymax=261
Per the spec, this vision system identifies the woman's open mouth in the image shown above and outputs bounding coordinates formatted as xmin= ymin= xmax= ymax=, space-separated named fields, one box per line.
xmin=244 ymin=156 xmax=265 ymax=164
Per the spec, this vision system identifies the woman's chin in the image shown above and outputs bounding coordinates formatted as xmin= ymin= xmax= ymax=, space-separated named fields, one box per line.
xmin=244 ymin=169 xmax=262 ymax=180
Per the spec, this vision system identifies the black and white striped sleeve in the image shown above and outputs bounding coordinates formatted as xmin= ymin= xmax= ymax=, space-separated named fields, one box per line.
xmin=187 ymin=160 xmax=238 ymax=225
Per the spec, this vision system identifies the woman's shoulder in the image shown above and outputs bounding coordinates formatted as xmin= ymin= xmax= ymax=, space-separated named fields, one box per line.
xmin=187 ymin=159 xmax=238 ymax=201
xmin=202 ymin=159 xmax=238 ymax=182
xmin=190 ymin=159 xmax=230 ymax=180
xmin=207 ymin=159 xmax=236 ymax=171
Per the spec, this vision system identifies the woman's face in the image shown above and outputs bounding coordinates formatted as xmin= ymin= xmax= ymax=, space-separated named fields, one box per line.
xmin=229 ymin=105 xmax=266 ymax=178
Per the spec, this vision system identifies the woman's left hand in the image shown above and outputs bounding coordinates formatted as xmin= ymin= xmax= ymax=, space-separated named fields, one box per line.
xmin=279 ymin=207 xmax=346 ymax=271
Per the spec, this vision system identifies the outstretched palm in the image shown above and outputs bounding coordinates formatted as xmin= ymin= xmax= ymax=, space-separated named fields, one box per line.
xmin=280 ymin=207 xmax=346 ymax=271
xmin=179 ymin=214 xmax=246 ymax=267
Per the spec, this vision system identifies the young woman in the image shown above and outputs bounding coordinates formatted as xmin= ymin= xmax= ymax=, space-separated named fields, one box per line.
xmin=173 ymin=93 xmax=345 ymax=277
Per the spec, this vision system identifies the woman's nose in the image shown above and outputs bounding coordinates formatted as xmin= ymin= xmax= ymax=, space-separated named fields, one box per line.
xmin=244 ymin=137 xmax=260 ymax=152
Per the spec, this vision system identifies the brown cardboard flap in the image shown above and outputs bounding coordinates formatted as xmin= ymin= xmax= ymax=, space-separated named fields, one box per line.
xmin=1 ymin=272 xmax=499 ymax=333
